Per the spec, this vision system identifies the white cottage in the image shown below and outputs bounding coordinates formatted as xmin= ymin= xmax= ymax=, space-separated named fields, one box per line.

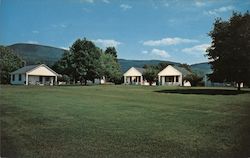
xmin=158 ymin=65 xmax=191 ymax=86
xmin=10 ymin=64 xmax=59 ymax=85
xmin=123 ymin=67 xmax=156 ymax=85
xmin=123 ymin=67 xmax=145 ymax=85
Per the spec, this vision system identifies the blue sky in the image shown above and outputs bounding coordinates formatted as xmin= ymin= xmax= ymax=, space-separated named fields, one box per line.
xmin=0 ymin=0 xmax=249 ymax=64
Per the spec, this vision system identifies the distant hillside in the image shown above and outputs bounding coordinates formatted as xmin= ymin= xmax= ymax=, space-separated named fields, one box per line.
xmin=7 ymin=43 xmax=211 ymax=75
xmin=190 ymin=62 xmax=212 ymax=76
xmin=118 ymin=59 xmax=179 ymax=72
xmin=8 ymin=43 xmax=67 ymax=66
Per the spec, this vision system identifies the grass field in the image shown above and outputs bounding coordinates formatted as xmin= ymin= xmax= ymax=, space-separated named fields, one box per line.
xmin=1 ymin=85 xmax=250 ymax=157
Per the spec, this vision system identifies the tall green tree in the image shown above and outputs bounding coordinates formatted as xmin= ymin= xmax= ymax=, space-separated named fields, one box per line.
xmin=100 ymin=53 xmax=122 ymax=83
xmin=52 ymin=50 xmax=76 ymax=83
xmin=143 ymin=66 xmax=158 ymax=86
xmin=0 ymin=46 xmax=24 ymax=84
xmin=104 ymin=47 xmax=118 ymax=60
xmin=206 ymin=11 xmax=250 ymax=91
xmin=70 ymin=38 xmax=101 ymax=85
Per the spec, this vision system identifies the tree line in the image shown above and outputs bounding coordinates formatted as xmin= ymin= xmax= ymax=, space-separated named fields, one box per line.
xmin=1 ymin=11 xmax=249 ymax=90
xmin=52 ymin=38 xmax=122 ymax=85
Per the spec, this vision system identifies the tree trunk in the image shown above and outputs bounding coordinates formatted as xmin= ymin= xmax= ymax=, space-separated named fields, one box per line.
xmin=237 ymin=82 xmax=241 ymax=91
xmin=84 ymin=80 xmax=87 ymax=85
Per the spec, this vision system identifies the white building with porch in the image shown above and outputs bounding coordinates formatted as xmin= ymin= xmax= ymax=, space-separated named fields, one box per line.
xmin=123 ymin=67 xmax=155 ymax=85
xmin=123 ymin=67 xmax=144 ymax=85
xmin=10 ymin=64 xmax=59 ymax=85
xmin=158 ymin=65 xmax=191 ymax=86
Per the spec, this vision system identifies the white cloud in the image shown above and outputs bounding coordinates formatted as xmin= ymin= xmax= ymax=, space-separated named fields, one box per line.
xmin=92 ymin=39 xmax=121 ymax=48
xmin=51 ymin=24 xmax=68 ymax=28
xmin=32 ymin=30 xmax=39 ymax=34
xmin=151 ymin=49 xmax=170 ymax=58
xmin=142 ymin=49 xmax=170 ymax=58
xmin=120 ymin=4 xmax=132 ymax=10
xmin=143 ymin=37 xmax=198 ymax=46
xmin=27 ymin=40 xmax=39 ymax=44
xmin=80 ymin=0 xmax=94 ymax=3
xmin=205 ymin=6 xmax=234 ymax=16
xmin=194 ymin=1 xmax=206 ymax=7
xmin=141 ymin=50 xmax=149 ymax=54
xmin=164 ymin=3 xmax=169 ymax=7
xmin=102 ymin=0 xmax=110 ymax=3
xmin=79 ymin=0 xmax=110 ymax=4
xmin=182 ymin=44 xmax=210 ymax=56
xmin=82 ymin=8 xmax=91 ymax=13
xmin=60 ymin=46 xmax=69 ymax=50
xmin=60 ymin=24 xmax=67 ymax=28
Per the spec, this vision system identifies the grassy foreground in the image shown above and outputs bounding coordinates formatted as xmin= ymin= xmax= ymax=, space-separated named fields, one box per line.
xmin=1 ymin=85 xmax=250 ymax=157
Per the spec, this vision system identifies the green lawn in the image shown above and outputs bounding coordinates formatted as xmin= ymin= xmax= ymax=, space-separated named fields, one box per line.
xmin=1 ymin=85 xmax=250 ymax=157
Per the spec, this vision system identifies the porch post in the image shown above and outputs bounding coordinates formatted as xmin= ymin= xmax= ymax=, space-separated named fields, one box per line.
xmin=25 ymin=74 xmax=28 ymax=85
xmin=55 ymin=75 xmax=57 ymax=85
xmin=174 ymin=76 xmax=176 ymax=85
xmin=162 ymin=76 xmax=165 ymax=85
xmin=158 ymin=76 xmax=161 ymax=85
xmin=124 ymin=76 xmax=126 ymax=84
xmin=180 ymin=75 xmax=183 ymax=86
xmin=140 ymin=75 xmax=143 ymax=85
xmin=50 ymin=77 xmax=53 ymax=86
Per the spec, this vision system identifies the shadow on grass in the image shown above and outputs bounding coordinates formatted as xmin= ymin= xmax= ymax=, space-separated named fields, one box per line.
xmin=155 ymin=88 xmax=250 ymax=95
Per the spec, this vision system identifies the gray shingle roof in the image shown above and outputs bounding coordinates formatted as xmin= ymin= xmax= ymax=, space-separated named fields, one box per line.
xmin=173 ymin=66 xmax=192 ymax=76
xmin=10 ymin=65 xmax=39 ymax=74
xmin=134 ymin=67 xmax=145 ymax=74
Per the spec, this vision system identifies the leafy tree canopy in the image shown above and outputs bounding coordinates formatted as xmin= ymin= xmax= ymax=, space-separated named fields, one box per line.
xmin=206 ymin=11 xmax=250 ymax=90
xmin=183 ymin=73 xmax=203 ymax=86
xmin=52 ymin=50 xmax=75 ymax=83
xmin=70 ymin=38 xmax=102 ymax=84
xmin=100 ymin=53 xmax=122 ymax=83
xmin=0 ymin=46 xmax=24 ymax=84
xmin=104 ymin=47 xmax=118 ymax=59
xmin=143 ymin=66 xmax=158 ymax=86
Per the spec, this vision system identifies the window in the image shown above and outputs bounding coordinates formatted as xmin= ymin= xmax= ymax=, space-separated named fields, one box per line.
xmin=165 ymin=76 xmax=174 ymax=82
xmin=12 ymin=74 xmax=15 ymax=81
xmin=45 ymin=77 xmax=49 ymax=82
xmin=19 ymin=74 xmax=22 ymax=81
xmin=176 ymin=76 xmax=179 ymax=82
xmin=39 ymin=76 xmax=43 ymax=82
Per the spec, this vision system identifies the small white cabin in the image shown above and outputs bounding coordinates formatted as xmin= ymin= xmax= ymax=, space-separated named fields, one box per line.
xmin=158 ymin=65 xmax=191 ymax=86
xmin=10 ymin=64 xmax=59 ymax=85
xmin=123 ymin=67 xmax=156 ymax=85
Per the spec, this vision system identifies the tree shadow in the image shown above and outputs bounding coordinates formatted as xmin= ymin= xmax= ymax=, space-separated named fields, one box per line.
xmin=155 ymin=88 xmax=250 ymax=95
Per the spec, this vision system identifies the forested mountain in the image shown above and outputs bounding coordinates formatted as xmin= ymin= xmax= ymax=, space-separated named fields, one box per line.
xmin=7 ymin=43 xmax=211 ymax=75
xmin=7 ymin=43 xmax=67 ymax=66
